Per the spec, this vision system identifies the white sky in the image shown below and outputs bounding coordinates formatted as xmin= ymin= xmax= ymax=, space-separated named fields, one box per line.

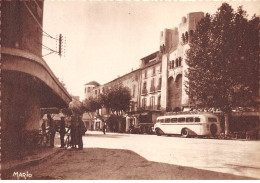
xmin=42 ymin=1 xmax=259 ymax=100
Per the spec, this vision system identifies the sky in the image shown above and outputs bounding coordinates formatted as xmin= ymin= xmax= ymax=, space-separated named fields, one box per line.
xmin=42 ymin=1 xmax=259 ymax=100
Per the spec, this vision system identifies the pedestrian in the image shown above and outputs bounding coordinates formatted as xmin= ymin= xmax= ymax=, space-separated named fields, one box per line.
xmin=68 ymin=115 xmax=77 ymax=149
xmin=41 ymin=119 xmax=46 ymax=134
xmin=59 ymin=116 xmax=66 ymax=148
xmin=77 ymin=115 xmax=86 ymax=150
xmin=102 ymin=121 xmax=106 ymax=135
xmin=47 ymin=114 xmax=56 ymax=148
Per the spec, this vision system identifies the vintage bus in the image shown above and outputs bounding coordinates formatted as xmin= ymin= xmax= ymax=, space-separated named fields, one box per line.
xmin=152 ymin=113 xmax=221 ymax=137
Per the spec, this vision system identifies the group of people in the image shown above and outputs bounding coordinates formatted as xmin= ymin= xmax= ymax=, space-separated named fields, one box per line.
xmin=42 ymin=114 xmax=86 ymax=150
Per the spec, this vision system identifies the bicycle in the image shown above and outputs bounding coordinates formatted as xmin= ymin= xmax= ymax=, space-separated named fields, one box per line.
xmin=36 ymin=130 xmax=50 ymax=147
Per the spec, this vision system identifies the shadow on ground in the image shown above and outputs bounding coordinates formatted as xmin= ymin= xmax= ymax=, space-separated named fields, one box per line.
xmin=2 ymin=148 xmax=255 ymax=180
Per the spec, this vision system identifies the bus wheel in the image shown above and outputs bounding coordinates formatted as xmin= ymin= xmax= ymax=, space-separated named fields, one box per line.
xmin=155 ymin=128 xmax=161 ymax=136
xmin=181 ymin=128 xmax=189 ymax=138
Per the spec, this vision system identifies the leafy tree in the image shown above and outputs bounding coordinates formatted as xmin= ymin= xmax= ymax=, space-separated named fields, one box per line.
xmin=99 ymin=84 xmax=131 ymax=115
xmin=83 ymin=97 xmax=101 ymax=112
xmin=185 ymin=3 xmax=259 ymax=135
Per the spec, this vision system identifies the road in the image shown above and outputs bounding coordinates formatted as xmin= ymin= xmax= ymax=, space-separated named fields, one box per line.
xmin=10 ymin=131 xmax=260 ymax=179
xmin=84 ymin=131 xmax=260 ymax=179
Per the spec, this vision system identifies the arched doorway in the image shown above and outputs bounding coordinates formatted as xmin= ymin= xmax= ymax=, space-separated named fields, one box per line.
xmin=167 ymin=74 xmax=182 ymax=111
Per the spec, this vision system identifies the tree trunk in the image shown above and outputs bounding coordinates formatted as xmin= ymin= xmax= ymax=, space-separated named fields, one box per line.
xmin=224 ymin=112 xmax=230 ymax=135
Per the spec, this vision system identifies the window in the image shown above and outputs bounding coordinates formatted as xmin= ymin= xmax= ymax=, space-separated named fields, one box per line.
xmin=178 ymin=118 xmax=185 ymax=123
xmin=144 ymin=70 xmax=147 ymax=78
xmin=142 ymin=98 xmax=147 ymax=108
xmin=171 ymin=118 xmax=177 ymax=123
xmin=151 ymin=78 xmax=155 ymax=87
xmin=165 ymin=118 xmax=171 ymax=123
xmin=85 ymin=88 xmax=86 ymax=93
xmin=95 ymin=90 xmax=97 ymax=95
xmin=179 ymin=57 xmax=182 ymax=66
xmin=208 ymin=118 xmax=217 ymax=122
xmin=185 ymin=31 xmax=189 ymax=42
xmin=189 ymin=30 xmax=194 ymax=41
xmin=87 ymin=87 xmax=90 ymax=92
xmin=150 ymin=96 xmax=155 ymax=108
xmin=195 ymin=117 xmax=201 ymax=122
xmin=176 ymin=59 xmax=178 ymax=67
xmin=160 ymin=119 xmax=165 ymax=123
xmin=182 ymin=33 xmax=185 ymax=43
xmin=186 ymin=117 xmax=194 ymax=122
xmin=172 ymin=60 xmax=174 ymax=68
xmin=158 ymin=78 xmax=162 ymax=90
xmin=153 ymin=67 xmax=156 ymax=75
xmin=143 ymin=82 xmax=147 ymax=90
xmin=157 ymin=96 xmax=161 ymax=109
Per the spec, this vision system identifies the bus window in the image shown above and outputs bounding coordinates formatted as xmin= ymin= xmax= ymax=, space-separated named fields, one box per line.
xmin=159 ymin=119 xmax=165 ymax=123
xmin=195 ymin=117 xmax=201 ymax=122
xmin=186 ymin=117 xmax=194 ymax=122
xmin=171 ymin=118 xmax=177 ymax=123
xmin=178 ymin=117 xmax=185 ymax=123
xmin=165 ymin=118 xmax=171 ymax=123
xmin=208 ymin=118 xmax=217 ymax=122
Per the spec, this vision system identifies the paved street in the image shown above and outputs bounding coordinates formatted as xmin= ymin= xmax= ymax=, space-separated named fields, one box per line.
xmin=11 ymin=131 xmax=260 ymax=179
xmin=84 ymin=131 xmax=260 ymax=179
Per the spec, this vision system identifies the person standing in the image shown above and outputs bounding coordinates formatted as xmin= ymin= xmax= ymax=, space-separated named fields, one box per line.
xmin=41 ymin=119 xmax=46 ymax=134
xmin=48 ymin=114 xmax=56 ymax=148
xmin=102 ymin=121 xmax=106 ymax=135
xmin=70 ymin=115 xmax=77 ymax=149
xmin=59 ymin=116 xmax=66 ymax=148
xmin=77 ymin=115 xmax=86 ymax=150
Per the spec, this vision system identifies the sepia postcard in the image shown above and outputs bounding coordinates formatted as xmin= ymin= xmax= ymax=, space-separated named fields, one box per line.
xmin=1 ymin=0 xmax=260 ymax=180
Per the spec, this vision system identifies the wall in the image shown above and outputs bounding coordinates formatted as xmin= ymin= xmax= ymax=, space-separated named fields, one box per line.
xmin=2 ymin=71 xmax=42 ymax=160
xmin=2 ymin=1 xmax=44 ymax=57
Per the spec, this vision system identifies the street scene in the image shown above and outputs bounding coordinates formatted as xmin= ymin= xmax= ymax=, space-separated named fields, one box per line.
xmin=1 ymin=0 xmax=260 ymax=180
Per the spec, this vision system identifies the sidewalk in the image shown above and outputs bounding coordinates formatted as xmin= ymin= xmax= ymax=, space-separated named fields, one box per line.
xmin=2 ymin=137 xmax=63 ymax=179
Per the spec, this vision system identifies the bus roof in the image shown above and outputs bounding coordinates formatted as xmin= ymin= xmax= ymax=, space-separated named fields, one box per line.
xmin=157 ymin=113 xmax=218 ymax=119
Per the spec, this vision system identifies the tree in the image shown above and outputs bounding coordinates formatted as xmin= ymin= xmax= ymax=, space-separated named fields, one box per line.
xmin=99 ymin=84 xmax=131 ymax=115
xmin=83 ymin=97 xmax=101 ymax=112
xmin=185 ymin=3 xmax=259 ymax=135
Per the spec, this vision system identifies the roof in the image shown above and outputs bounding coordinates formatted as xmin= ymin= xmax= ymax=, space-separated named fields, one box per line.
xmin=102 ymin=68 xmax=140 ymax=87
xmin=140 ymin=51 xmax=159 ymax=61
xmin=85 ymin=81 xmax=100 ymax=86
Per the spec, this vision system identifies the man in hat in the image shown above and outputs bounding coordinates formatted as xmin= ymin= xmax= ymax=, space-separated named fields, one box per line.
xmin=59 ymin=116 xmax=66 ymax=148
xmin=48 ymin=114 xmax=56 ymax=148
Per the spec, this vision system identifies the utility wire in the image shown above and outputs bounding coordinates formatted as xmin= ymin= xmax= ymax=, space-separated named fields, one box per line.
xmin=42 ymin=51 xmax=56 ymax=57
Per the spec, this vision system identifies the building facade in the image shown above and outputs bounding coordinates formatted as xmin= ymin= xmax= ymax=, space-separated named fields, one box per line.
xmin=139 ymin=51 xmax=162 ymax=111
xmin=84 ymin=12 xmax=205 ymax=132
